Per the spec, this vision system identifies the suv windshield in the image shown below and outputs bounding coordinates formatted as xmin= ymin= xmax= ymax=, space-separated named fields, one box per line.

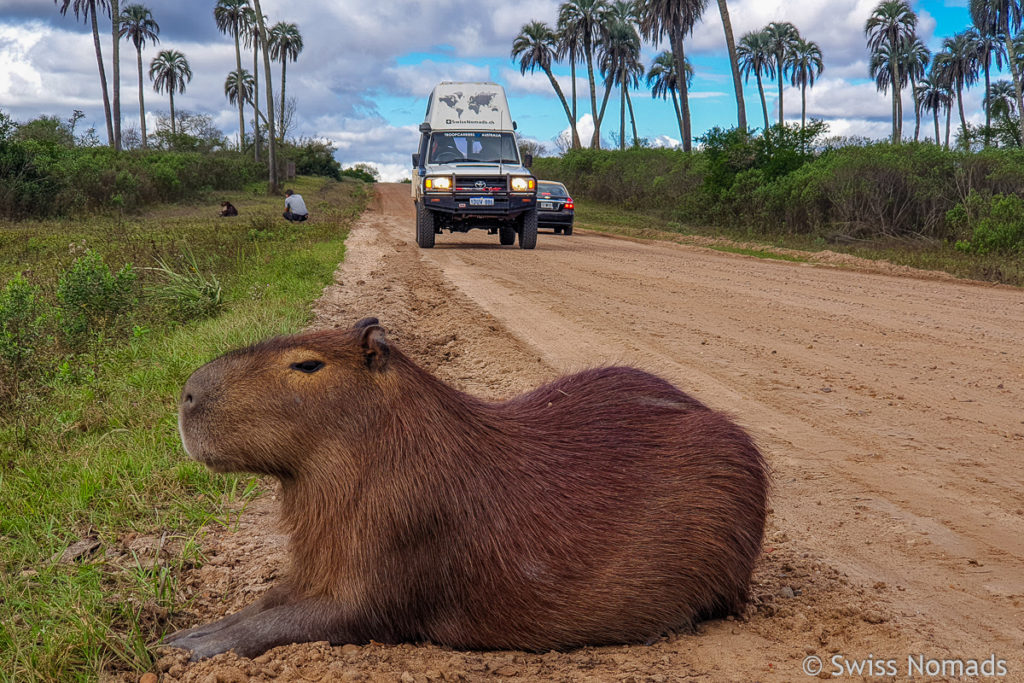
xmin=429 ymin=132 xmax=520 ymax=164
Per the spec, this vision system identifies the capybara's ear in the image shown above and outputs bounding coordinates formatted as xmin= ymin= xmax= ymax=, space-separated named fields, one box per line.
xmin=354 ymin=317 xmax=380 ymax=330
xmin=359 ymin=325 xmax=389 ymax=371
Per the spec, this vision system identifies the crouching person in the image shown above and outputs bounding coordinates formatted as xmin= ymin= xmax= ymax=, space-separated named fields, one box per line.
xmin=283 ymin=189 xmax=309 ymax=222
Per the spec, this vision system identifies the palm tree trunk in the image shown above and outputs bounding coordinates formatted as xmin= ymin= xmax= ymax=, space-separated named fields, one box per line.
xmin=585 ymin=35 xmax=600 ymax=149
xmin=717 ymin=0 xmax=746 ymax=131
xmin=570 ymin=57 xmax=580 ymax=148
xmin=933 ymin=107 xmax=939 ymax=146
xmin=619 ymin=74 xmax=626 ymax=150
xmin=890 ymin=60 xmax=899 ymax=143
xmin=136 ymin=43 xmax=146 ymax=148
xmin=596 ymin=74 xmax=614 ymax=138
xmin=983 ymin=56 xmax=991 ymax=147
xmin=543 ymin=66 xmax=577 ymax=146
xmin=252 ymin=0 xmax=277 ymax=192
xmin=911 ymin=72 xmax=920 ymax=142
xmin=233 ymin=23 xmax=245 ymax=151
xmin=956 ymin=81 xmax=967 ymax=144
xmin=776 ymin=49 xmax=785 ymax=126
xmin=673 ymin=32 xmax=692 ymax=152
xmin=111 ymin=0 xmax=121 ymax=150
xmin=801 ymin=81 xmax=807 ymax=131
xmin=88 ymin=0 xmax=114 ymax=147
xmin=169 ymin=88 xmax=175 ymax=137
xmin=626 ymin=89 xmax=639 ymax=147
xmin=756 ymin=72 xmax=769 ymax=130
xmin=670 ymin=86 xmax=684 ymax=143
xmin=280 ymin=59 xmax=288 ymax=141
xmin=945 ymin=103 xmax=951 ymax=149
xmin=253 ymin=45 xmax=260 ymax=161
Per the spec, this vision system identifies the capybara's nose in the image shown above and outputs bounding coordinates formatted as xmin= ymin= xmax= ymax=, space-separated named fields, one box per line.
xmin=180 ymin=371 xmax=206 ymax=414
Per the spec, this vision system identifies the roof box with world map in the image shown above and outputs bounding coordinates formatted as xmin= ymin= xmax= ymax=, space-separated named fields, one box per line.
xmin=424 ymin=82 xmax=514 ymax=132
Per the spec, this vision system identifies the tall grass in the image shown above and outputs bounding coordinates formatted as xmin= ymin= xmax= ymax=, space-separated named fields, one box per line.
xmin=0 ymin=176 xmax=369 ymax=680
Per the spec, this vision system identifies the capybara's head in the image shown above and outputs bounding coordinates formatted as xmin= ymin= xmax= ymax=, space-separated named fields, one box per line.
xmin=178 ymin=318 xmax=390 ymax=475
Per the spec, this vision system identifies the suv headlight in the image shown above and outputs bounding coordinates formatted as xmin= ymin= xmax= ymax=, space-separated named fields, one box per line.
xmin=425 ymin=175 xmax=453 ymax=191
xmin=510 ymin=176 xmax=535 ymax=192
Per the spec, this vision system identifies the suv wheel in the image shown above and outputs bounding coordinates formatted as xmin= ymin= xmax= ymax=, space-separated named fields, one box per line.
xmin=499 ymin=225 xmax=516 ymax=245
xmin=518 ymin=209 xmax=538 ymax=250
xmin=416 ymin=202 xmax=435 ymax=249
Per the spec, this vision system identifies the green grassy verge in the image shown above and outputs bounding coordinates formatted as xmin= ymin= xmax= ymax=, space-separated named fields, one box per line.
xmin=573 ymin=202 xmax=1023 ymax=286
xmin=0 ymin=177 xmax=368 ymax=681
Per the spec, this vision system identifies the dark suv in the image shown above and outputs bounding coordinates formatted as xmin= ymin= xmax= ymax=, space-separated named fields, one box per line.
xmin=536 ymin=181 xmax=574 ymax=235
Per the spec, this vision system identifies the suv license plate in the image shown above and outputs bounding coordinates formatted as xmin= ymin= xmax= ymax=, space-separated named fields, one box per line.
xmin=469 ymin=197 xmax=494 ymax=206
xmin=539 ymin=201 xmax=555 ymax=210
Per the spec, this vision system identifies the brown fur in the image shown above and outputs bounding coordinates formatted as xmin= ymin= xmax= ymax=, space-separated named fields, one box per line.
xmin=168 ymin=318 xmax=770 ymax=660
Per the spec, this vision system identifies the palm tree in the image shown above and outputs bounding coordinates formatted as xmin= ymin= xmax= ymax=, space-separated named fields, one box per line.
xmin=214 ymin=0 xmax=251 ymax=150
xmin=737 ymin=30 xmax=774 ymax=131
xmin=243 ymin=8 xmax=264 ymax=159
xmin=930 ymin=61 xmax=957 ymax=147
xmin=764 ymin=21 xmax=800 ymax=127
xmin=636 ymin=0 xmax=708 ymax=152
xmin=969 ymin=0 xmax=1024 ymax=144
xmin=865 ymin=0 xmax=918 ymax=143
xmin=268 ymin=21 xmax=303 ymax=142
xmin=936 ymin=30 xmax=982 ymax=142
xmin=598 ymin=9 xmax=643 ymax=149
xmin=225 ymin=69 xmax=255 ymax=114
xmin=968 ymin=16 xmax=1007 ymax=144
xmin=916 ymin=74 xmax=952 ymax=144
xmin=790 ymin=38 xmax=823 ymax=131
xmin=55 ymin=0 xmax=114 ymax=147
xmin=149 ymin=49 xmax=191 ymax=136
xmin=250 ymin=0 xmax=277 ymax=192
xmin=715 ymin=0 xmax=746 ymax=131
xmin=986 ymin=79 xmax=1018 ymax=118
xmin=902 ymin=37 xmax=931 ymax=142
xmin=555 ymin=23 xmax=583 ymax=149
xmin=512 ymin=21 xmax=578 ymax=149
xmin=559 ymin=0 xmax=614 ymax=149
xmin=647 ymin=50 xmax=692 ymax=143
xmin=118 ymin=4 xmax=159 ymax=149
xmin=870 ymin=41 xmax=908 ymax=139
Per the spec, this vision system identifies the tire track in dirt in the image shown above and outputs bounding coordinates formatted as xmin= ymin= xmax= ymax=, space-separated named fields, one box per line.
xmin=155 ymin=184 xmax=1024 ymax=682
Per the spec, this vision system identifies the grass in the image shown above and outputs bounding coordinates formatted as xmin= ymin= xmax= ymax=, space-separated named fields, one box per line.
xmin=0 ymin=176 xmax=369 ymax=681
xmin=573 ymin=202 xmax=1024 ymax=286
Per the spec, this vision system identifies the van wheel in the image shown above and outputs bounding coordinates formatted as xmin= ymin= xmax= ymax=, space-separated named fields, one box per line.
xmin=416 ymin=202 xmax=435 ymax=249
xmin=499 ymin=225 xmax=516 ymax=245
xmin=519 ymin=209 xmax=538 ymax=250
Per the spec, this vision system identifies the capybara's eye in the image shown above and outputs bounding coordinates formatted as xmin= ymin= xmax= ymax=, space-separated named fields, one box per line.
xmin=291 ymin=360 xmax=325 ymax=374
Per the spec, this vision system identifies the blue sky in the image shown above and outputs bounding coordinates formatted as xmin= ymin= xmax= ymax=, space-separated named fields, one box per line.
xmin=0 ymin=0 xmax=1000 ymax=180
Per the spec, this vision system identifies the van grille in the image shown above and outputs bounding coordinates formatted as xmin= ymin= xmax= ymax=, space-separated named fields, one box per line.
xmin=454 ymin=176 xmax=507 ymax=193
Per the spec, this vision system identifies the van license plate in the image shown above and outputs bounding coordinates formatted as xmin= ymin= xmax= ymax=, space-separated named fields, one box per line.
xmin=469 ymin=197 xmax=494 ymax=206
xmin=539 ymin=201 xmax=555 ymax=210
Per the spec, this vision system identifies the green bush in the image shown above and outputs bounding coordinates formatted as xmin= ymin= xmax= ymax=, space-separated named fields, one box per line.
xmin=0 ymin=274 xmax=48 ymax=404
xmin=145 ymin=249 xmax=223 ymax=320
xmin=56 ymin=250 xmax=137 ymax=351
xmin=951 ymin=191 xmax=1024 ymax=254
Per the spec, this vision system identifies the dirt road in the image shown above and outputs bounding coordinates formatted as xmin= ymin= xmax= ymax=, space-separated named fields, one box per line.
xmin=160 ymin=184 xmax=1024 ymax=682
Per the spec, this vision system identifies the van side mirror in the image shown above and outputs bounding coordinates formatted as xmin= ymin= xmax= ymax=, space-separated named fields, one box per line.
xmin=513 ymin=121 xmax=518 ymax=131
xmin=412 ymin=153 xmax=420 ymax=167
xmin=419 ymin=123 xmax=432 ymax=134
xmin=524 ymin=153 xmax=533 ymax=168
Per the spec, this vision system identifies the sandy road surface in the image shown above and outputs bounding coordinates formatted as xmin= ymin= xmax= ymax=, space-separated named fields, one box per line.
xmin=158 ymin=184 xmax=1024 ymax=682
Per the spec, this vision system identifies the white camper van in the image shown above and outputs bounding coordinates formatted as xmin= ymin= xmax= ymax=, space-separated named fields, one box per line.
xmin=411 ymin=82 xmax=538 ymax=249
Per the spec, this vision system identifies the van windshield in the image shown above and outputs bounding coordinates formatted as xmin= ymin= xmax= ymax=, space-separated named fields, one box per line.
xmin=428 ymin=132 xmax=520 ymax=164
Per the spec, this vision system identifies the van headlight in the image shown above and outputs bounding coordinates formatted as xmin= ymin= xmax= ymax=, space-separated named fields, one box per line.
xmin=510 ymin=176 xmax=535 ymax=192
xmin=425 ymin=175 xmax=453 ymax=192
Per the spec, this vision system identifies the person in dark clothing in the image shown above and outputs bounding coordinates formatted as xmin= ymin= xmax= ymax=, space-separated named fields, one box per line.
xmin=220 ymin=201 xmax=239 ymax=217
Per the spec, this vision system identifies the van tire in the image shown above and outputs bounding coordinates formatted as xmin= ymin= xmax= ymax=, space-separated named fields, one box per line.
xmin=416 ymin=202 xmax=435 ymax=249
xmin=518 ymin=209 xmax=538 ymax=250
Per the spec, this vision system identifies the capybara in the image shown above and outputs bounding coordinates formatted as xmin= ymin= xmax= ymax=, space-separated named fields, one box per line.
xmin=166 ymin=318 xmax=770 ymax=661
xmin=219 ymin=201 xmax=238 ymax=217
